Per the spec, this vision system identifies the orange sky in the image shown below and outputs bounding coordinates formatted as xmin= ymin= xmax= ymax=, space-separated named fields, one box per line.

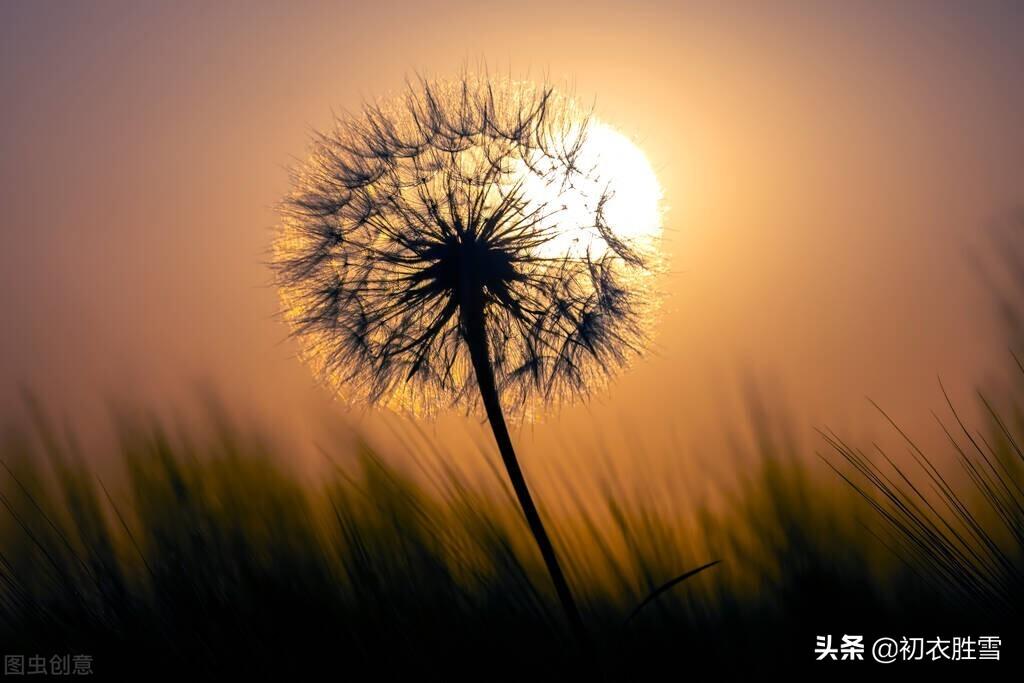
xmin=2 ymin=1 xmax=1023 ymax=487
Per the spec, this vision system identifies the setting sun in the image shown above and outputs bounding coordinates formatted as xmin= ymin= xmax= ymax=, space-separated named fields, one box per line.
xmin=521 ymin=120 xmax=663 ymax=259
xmin=3 ymin=1 xmax=1022 ymax=677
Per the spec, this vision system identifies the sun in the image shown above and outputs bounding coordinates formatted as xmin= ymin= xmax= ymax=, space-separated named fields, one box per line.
xmin=518 ymin=120 xmax=664 ymax=259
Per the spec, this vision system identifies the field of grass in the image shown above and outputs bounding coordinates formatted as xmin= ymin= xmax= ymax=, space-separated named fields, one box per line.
xmin=1 ymin=377 xmax=1021 ymax=678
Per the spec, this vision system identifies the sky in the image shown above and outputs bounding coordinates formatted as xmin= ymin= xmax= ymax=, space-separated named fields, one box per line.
xmin=2 ymin=1 xmax=1023 ymax=486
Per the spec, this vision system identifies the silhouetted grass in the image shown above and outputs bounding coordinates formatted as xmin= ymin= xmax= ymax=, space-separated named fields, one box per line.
xmin=1 ymin=384 xmax=1020 ymax=678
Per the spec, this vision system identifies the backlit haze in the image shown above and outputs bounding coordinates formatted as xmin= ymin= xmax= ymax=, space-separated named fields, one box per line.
xmin=2 ymin=1 xmax=1023 ymax=492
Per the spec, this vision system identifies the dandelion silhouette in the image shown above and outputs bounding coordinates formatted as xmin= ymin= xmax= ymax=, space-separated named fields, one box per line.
xmin=273 ymin=74 xmax=661 ymax=640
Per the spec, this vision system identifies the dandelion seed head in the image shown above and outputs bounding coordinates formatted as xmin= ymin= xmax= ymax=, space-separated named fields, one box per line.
xmin=273 ymin=75 xmax=663 ymax=418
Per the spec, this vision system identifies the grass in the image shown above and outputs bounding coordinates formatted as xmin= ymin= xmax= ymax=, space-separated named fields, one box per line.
xmin=1 ymin=379 xmax=1022 ymax=678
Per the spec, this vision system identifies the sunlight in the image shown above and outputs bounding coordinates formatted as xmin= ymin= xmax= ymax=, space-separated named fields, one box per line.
xmin=521 ymin=120 xmax=663 ymax=260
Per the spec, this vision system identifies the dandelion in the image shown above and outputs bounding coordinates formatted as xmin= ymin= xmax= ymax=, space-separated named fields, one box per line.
xmin=273 ymin=73 xmax=662 ymax=640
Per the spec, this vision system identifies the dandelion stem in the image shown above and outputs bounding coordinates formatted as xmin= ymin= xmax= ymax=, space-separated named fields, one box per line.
xmin=462 ymin=305 xmax=588 ymax=644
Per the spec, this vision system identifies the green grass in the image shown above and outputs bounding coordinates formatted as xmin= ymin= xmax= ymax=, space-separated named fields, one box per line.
xmin=1 ymin=381 xmax=1021 ymax=678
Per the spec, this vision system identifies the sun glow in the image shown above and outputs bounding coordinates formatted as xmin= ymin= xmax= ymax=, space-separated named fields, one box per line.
xmin=520 ymin=121 xmax=663 ymax=259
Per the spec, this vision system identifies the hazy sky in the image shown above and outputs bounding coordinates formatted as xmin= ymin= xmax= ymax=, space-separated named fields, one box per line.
xmin=2 ymin=1 xmax=1023 ymax=480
